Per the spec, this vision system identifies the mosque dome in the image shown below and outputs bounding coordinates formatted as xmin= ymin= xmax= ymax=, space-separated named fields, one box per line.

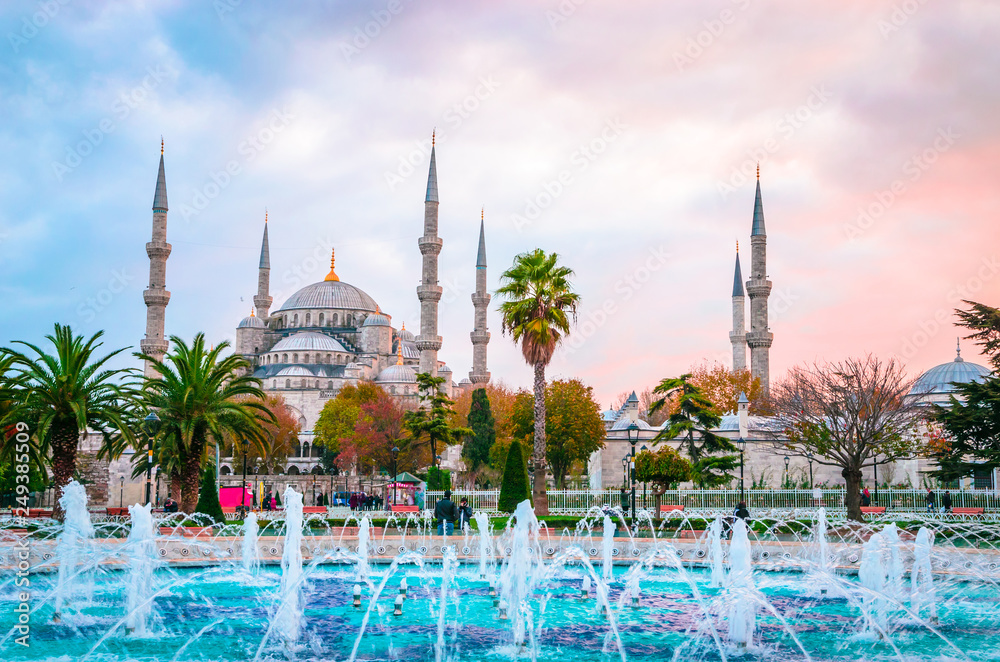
xmin=271 ymin=332 xmax=347 ymax=354
xmin=459 ymin=378 xmax=472 ymax=385
xmin=910 ymin=343 xmax=991 ymax=397
xmin=238 ymin=312 xmax=265 ymax=329
xmin=363 ymin=312 xmax=392 ymax=327
xmin=276 ymin=366 xmax=315 ymax=377
xmin=397 ymin=325 xmax=415 ymax=342
xmin=274 ymin=249 xmax=379 ymax=314
xmin=439 ymin=365 xmax=452 ymax=374
xmin=376 ymin=364 xmax=417 ymax=384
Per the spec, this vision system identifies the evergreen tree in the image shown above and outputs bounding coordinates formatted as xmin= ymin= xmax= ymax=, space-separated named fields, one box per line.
xmin=498 ymin=439 xmax=531 ymax=512
xmin=194 ymin=464 xmax=226 ymax=524
xmin=426 ymin=466 xmax=452 ymax=491
xmin=463 ymin=388 xmax=496 ymax=472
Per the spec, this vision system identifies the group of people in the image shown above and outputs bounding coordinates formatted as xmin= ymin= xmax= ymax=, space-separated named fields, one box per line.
xmin=924 ymin=488 xmax=954 ymax=513
xmin=348 ymin=492 xmax=383 ymax=511
xmin=433 ymin=490 xmax=474 ymax=535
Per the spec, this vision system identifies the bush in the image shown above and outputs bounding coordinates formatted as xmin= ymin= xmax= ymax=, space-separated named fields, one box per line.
xmin=426 ymin=466 xmax=452 ymax=491
xmin=498 ymin=439 xmax=531 ymax=513
xmin=194 ymin=465 xmax=226 ymax=524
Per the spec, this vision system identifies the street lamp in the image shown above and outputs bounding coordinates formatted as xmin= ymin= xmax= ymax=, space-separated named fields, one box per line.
xmin=640 ymin=445 xmax=648 ymax=510
xmin=736 ymin=437 xmax=747 ymax=502
xmin=626 ymin=423 xmax=639 ymax=519
xmin=390 ymin=446 xmax=400 ymax=510
xmin=783 ymin=455 xmax=790 ymax=488
xmin=872 ymin=457 xmax=879 ymax=504
xmin=119 ymin=475 xmax=125 ymax=508
xmin=142 ymin=411 xmax=161 ymax=506
xmin=241 ymin=445 xmax=249 ymax=516
xmin=620 ymin=456 xmax=629 ymax=511
xmin=806 ymin=453 xmax=814 ymax=490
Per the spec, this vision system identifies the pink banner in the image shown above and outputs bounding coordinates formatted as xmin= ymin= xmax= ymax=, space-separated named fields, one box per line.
xmin=219 ymin=486 xmax=253 ymax=508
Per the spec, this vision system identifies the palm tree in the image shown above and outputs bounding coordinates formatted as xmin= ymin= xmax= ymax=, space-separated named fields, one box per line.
xmin=496 ymin=249 xmax=580 ymax=515
xmin=138 ymin=334 xmax=272 ymax=513
xmin=4 ymin=325 xmax=137 ymax=519
xmin=650 ymin=375 xmax=739 ymax=487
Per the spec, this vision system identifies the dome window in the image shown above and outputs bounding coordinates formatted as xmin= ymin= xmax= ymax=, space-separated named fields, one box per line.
xmin=319 ymin=313 xmax=325 ymax=326
xmin=305 ymin=313 xmax=311 ymax=326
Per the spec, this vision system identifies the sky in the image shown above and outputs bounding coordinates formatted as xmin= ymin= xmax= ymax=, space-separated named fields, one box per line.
xmin=1 ymin=0 xmax=998 ymax=408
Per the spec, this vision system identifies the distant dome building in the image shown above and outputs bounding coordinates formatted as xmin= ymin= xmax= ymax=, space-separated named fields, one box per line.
xmin=910 ymin=341 xmax=991 ymax=405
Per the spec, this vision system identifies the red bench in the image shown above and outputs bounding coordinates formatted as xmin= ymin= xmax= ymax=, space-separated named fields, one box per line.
xmin=952 ymin=507 xmax=985 ymax=517
xmin=302 ymin=507 xmax=327 ymax=514
xmin=659 ymin=505 xmax=685 ymax=514
xmin=391 ymin=505 xmax=420 ymax=513
xmin=860 ymin=507 xmax=886 ymax=515
xmin=26 ymin=509 xmax=52 ymax=518
xmin=106 ymin=507 xmax=130 ymax=518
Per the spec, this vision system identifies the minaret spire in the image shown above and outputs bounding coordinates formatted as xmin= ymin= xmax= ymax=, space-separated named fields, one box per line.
xmin=729 ymin=241 xmax=746 ymax=372
xmin=141 ymin=139 xmax=172 ymax=377
xmin=253 ymin=210 xmax=272 ymax=319
xmin=416 ymin=132 xmax=443 ymax=376
xmin=470 ymin=208 xmax=491 ymax=384
xmin=746 ymin=169 xmax=773 ymax=393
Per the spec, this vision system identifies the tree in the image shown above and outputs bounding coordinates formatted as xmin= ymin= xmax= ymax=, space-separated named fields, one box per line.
xmin=511 ymin=380 xmax=605 ymax=488
xmin=928 ymin=300 xmax=1000 ymax=481
xmin=138 ymin=334 xmax=272 ymax=513
xmin=426 ymin=466 xmax=452 ymax=491
xmin=634 ymin=446 xmax=691 ymax=518
xmin=4 ymin=325 xmax=137 ymax=519
xmin=403 ymin=373 xmax=470 ymax=469
xmin=194 ymin=464 xmax=226 ymax=524
xmin=688 ymin=362 xmax=769 ymax=415
xmin=314 ymin=382 xmax=385 ymax=456
xmin=498 ymin=439 xmax=531 ymax=513
xmin=651 ymin=375 xmax=739 ymax=487
xmin=462 ymin=388 xmax=496 ymax=472
xmin=315 ymin=382 xmax=408 ymax=474
xmin=496 ymin=249 xmax=581 ymax=515
xmin=769 ymin=355 xmax=920 ymax=521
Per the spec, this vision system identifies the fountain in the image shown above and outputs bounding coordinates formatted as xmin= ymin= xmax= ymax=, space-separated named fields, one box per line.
xmin=601 ymin=514 xmax=615 ymax=582
xmin=726 ymin=518 xmax=756 ymax=647
xmin=52 ymin=480 xmax=94 ymax=621
xmin=356 ymin=515 xmax=371 ymax=581
xmin=859 ymin=532 xmax=888 ymax=635
xmin=474 ymin=511 xmax=492 ymax=578
xmin=124 ymin=502 xmax=156 ymax=636
xmin=911 ymin=527 xmax=937 ymax=624
xmin=241 ymin=510 xmax=260 ymax=575
xmin=882 ymin=522 xmax=905 ymax=598
xmin=272 ymin=486 xmax=304 ymax=643
xmin=708 ymin=516 xmax=725 ymax=588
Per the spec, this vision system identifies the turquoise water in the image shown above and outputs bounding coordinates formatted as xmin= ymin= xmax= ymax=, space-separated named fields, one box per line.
xmin=1 ymin=564 xmax=998 ymax=661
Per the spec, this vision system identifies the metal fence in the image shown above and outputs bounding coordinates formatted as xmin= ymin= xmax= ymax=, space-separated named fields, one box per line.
xmin=425 ymin=488 xmax=1000 ymax=514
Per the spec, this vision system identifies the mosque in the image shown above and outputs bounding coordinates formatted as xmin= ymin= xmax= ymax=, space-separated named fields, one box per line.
xmin=138 ymin=136 xmax=489 ymax=474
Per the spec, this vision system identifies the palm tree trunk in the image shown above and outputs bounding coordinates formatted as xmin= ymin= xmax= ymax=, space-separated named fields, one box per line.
xmin=180 ymin=442 xmax=205 ymax=514
xmin=532 ymin=362 xmax=549 ymax=516
xmin=49 ymin=418 xmax=80 ymax=521
xmin=170 ymin=471 xmax=182 ymax=502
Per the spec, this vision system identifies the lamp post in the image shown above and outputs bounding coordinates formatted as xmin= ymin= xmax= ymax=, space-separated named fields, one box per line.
xmin=626 ymin=423 xmax=639 ymax=519
xmin=241 ymin=446 xmax=249 ymax=515
xmin=736 ymin=437 xmax=746 ymax=503
xmin=390 ymin=446 xmax=400 ymax=509
xmin=312 ymin=473 xmax=317 ymax=507
xmin=806 ymin=453 xmax=814 ymax=490
xmin=783 ymin=455 xmax=790 ymax=489
xmin=640 ymin=445 xmax=648 ymax=510
xmin=620 ymin=456 xmax=629 ymax=512
xmin=872 ymin=457 xmax=879 ymax=504
xmin=119 ymin=476 xmax=125 ymax=508
xmin=142 ymin=411 xmax=161 ymax=506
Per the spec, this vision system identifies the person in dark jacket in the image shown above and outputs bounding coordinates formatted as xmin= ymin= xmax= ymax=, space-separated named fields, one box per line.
xmin=925 ymin=488 xmax=936 ymax=513
xmin=734 ymin=501 xmax=750 ymax=521
xmin=942 ymin=490 xmax=952 ymax=512
xmin=456 ymin=498 xmax=473 ymax=531
xmin=435 ymin=490 xmax=457 ymax=536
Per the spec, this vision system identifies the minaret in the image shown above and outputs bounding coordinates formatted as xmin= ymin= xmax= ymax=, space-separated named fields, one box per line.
xmin=253 ymin=210 xmax=272 ymax=320
xmin=141 ymin=139 xmax=171 ymax=377
xmin=746 ymin=165 xmax=773 ymax=393
xmin=416 ymin=131 xmax=443 ymax=376
xmin=469 ymin=208 xmax=491 ymax=384
xmin=729 ymin=241 xmax=747 ymax=372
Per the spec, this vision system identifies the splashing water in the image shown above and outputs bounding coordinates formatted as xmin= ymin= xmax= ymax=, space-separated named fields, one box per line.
xmin=911 ymin=527 xmax=937 ymax=623
xmin=708 ymin=516 xmax=725 ymax=588
xmin=727 ymin=518 xmax=756 ymax=646
xmin=474 ymin=511 xmax=492 ymax=578
xmin=242 ymin=511 xmax=260 ymax=575
xmin=124 ymin=503 xmax=156 ymax=636
xmin=499 ymin=500 xmax=541 ymax=651
xmin=859 ymin=532 xmax=888 ymax=635
xmin=273 ymin=486 xmax=304 ymax=643
xmin=601 ymin=514 xmax=615 ymax=582
xmin=882 ymin=522 xmax=905 ymax=598
xmin=53 ymin=480 xmax=94 ymax=619
xmin=356 ymin=515 xmax=371 ymax=581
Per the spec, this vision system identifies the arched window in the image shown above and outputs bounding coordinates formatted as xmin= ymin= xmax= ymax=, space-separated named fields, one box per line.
xmin=390 ymin=386 xmax=396 ymax=394
xmin=339 ymin=354 xmax=345 ymax=364
xmin=303 ymin=353 xmax=309 ymax=364
xmin=299 ymin=416 xmax=307 ymax=429
xmin=292 ymin=353 xmax=298 ymax=363
xmin=293 ymin=313 xmax=298 ymax=326
xmin=287 ymin=466 xmax=300 ymax=475
xmin=404 ymin=386 xmax=409 ymax=395
xmin=220 ymin=466 xmax=231 ymax=475
xmin=328 ymin=381 xmax=333 ymax=389
xmin=272 ymin=380 xmax=277 ymax=388
xmin=302 ymin=442 xmax=310 ymax=458
xmin=285 ymin=379 xmax=291 ymax=388
xmin=333 ymin=313 xmax=339 ymax=326
xmin=319 ymin=313 xmax=325 ymax=326
xmin=282 ymin=353 xmax=288 ymax=363
xmin=305 ymin=313 xmax=311 ymax=326
xmin=326 ymin=353 xmax=332 ymax=363
xmin=346 ymin=314 xmax=353 ymax=327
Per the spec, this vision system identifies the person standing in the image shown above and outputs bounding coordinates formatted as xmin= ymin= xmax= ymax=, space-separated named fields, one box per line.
xmin=734 ymin=500 xmax=750 ymax=521
xmin=861 ymin=487 xmax=871 ymax=507
xmin=925 ymin=488 xmax=936 ymax=513
xmin=434 ymin=490 xmax=457 ymax=536
xmin=456 ymin=497 xmax=473 ymax=531
xmin=942 ymin=490 xmax=953 ymax=513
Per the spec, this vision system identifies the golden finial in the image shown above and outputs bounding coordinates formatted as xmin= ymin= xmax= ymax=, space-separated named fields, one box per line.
xmin=432 ymin=129 xmax=436 ymax=147
xmin=401 ymin=322 xmax=406 ymax=331
xmin=160 ymin=136 xmax=164 ymax=155
xmin=396 ymin=340 xmax=404 ymax=365
xmin=756 ymin=162 xmax=759 ymax=180
xmin=265 ymin=208 xmax=268 ymax=224
xmin=481 ymin=206 xmax=484 ymax=222
xmin=324 ymin=248 xmax=340 ymax=282
xmin=250 ymin=306 xmax=255 ymax=317
xmin=736 ymin=240 xmax=739 ymax=253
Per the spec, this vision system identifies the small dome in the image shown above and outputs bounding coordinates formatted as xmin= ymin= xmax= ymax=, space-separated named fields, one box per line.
xmin=276 ymin=366 xmax=315 ymax=377
xmin=911 ymin=345 xmax=991 ymax=396
xmin=397 ymin=325 xmax=415 ymax=342
xmin=238 ymin=314 xmax=265 ymax=329
xmin=376 ymin=364 xmax=417 ymax=384
xmin=439 ymin=365 xmax=452 ymax=374
xmin=459 ymin=378 xmax=472 ymax=385
xmin=271 ymin=332 xmax=347 ymax=354
xmin=363 ymin=313 xmax=391 ymax=327
xmin=601 ymin=408 xmax=619 ymax=422
xmin=345 ymin=362 xmax=361 ymax=370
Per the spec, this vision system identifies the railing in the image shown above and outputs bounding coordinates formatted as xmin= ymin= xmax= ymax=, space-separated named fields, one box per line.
xmin=424 ymin=488 xmax=1000 ymax=514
